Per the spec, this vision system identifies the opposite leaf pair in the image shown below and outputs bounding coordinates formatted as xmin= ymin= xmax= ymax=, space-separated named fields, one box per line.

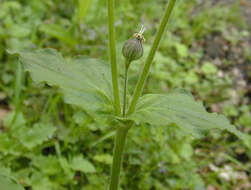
xmin=10 ymin=48 xmax=251 ymax=149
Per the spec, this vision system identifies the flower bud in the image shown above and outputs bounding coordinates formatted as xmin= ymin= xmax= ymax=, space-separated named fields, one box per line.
xmin=122 ymin=26 xmax=145 ymax=67
xmin=122 ymin=37 xmax=143 ymax=63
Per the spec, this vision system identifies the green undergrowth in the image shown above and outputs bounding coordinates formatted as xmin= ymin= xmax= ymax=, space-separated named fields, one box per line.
xmin=0 ymin=0 xmax=250 ymax=189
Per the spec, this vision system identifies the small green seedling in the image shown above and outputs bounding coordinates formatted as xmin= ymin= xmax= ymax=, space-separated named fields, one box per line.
xmin=9 ymin=0 xmax=250 ymax=190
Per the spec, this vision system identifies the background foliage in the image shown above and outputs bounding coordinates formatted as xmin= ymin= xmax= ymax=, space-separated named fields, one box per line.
xmin=0 ymin=0 xmax=250 ymax=189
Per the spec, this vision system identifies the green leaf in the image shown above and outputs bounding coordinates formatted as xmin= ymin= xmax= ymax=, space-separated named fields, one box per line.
xmin=129 ymin=91 xmax=251 ymax=148
xmin=0 ymin=133 xmax=25 ymax=156
xmin=0 ymin=165 xmax=11 ymax=176
xmin=32 ymin=155 xmax=62 ymax=175
xmin=94 ymin=154 xmax=113 ymax=165
xmin=30 ymin=172 xmax=54 ymax=190
xmin=73 ymin=111 xmax=90 ymax=125
xmin=201 ymin=62 xmax=218 ymax=74
xmin=9 ymin=24 xmax=31 ymax=38
xmin=77 ymin=0 xmax=93 ymax=21
xmin=58 ymin=157 xmax=75 ymax=181
xmin=13 ymin=123 xmax=56 ymax=149
xmin=183 ymin=71 xmax=199 ymax=84
xmin=175 ymin=43 xmax=188 ymax=58
xmin=10 ymin=48 xmax=113 ymax=122
xmin=178 ymin=143 xmax=193 ymax=160
xmin=3 ymin=111 xmax=26 ymax=128
xmin=39 ymin=24 xmax=77 ymax=46
xmin=0 ymin=173 xmax=24 ymax=190
xmin=70 ymin=155 xmax=96 ymax=173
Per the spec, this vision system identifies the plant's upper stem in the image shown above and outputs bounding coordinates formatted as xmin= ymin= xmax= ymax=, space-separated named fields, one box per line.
xmin=108 ymin=1 xmax=177 ymax=190
xmin=108 ymin=0 xmax=121 ymax=115
xmin=127 ymin=0 xmax=177 ymax=115
xmin=123 ymin=60 xmax=130 ymax=117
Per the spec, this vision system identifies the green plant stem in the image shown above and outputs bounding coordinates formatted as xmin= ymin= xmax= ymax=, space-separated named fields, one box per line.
xmin=109 ymin=126 xmax=129 ymax=190
xmin=10 ymin=62 xmax=23 ymax=129
xmin=127 ymin=0 xmax=177 ymax=115
xmin=15 ymin=61 xmax=23 ymax=107
xmin=108 ymin=0 xmax=121 ymax=115
xmin=123 ymin=60 xmax=130 ymax=117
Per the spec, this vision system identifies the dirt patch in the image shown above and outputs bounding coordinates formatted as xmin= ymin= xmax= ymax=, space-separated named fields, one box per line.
xmin=240 ymin=0 xmax=251 ymax=28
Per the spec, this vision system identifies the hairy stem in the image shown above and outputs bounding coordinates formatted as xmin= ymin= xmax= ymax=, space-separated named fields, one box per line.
xmin=127 ymin=0 xmax=177 ymax=115
xmin=108 ymin=0 xmax=121 ymax=115
xmin=123 ymin=60 xmax=130 ymax=116
xmin=109 ymin=126 xmax=129 ymax=190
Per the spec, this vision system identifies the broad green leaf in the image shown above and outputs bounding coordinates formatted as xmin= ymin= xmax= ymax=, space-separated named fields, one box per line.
xmin=30 ymin=172 xmax=54 ymax=190
xmin=32 ymin=155 xmax=62 ymax=175
xmin=3 ymin=111 xmax=26 ymax=128
xmin=11 ymin=48 xmax=113 ymax=122
xmin=94 ymin=154 xmax=113 ymax=165
xmin=0 ymin=133 xmax=25 ymax=156
xmin=129 ymin=91 xmax=251 ymax=148
xmin=0 ymin=173 xmax=24 ymax=190
xmin=0 ymin=165 xmax=11 ymax=176
xmin=9 ymin=24 xmax=31 ymax=38
xmin=13 ymin=123 xmax=56 ymax=149
xmin=70 ymin=155 xmax=96 ymax=173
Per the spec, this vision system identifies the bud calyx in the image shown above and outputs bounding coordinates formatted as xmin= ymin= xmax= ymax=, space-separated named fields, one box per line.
xmin=122 ymin=26 xmax=145 ymax=67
